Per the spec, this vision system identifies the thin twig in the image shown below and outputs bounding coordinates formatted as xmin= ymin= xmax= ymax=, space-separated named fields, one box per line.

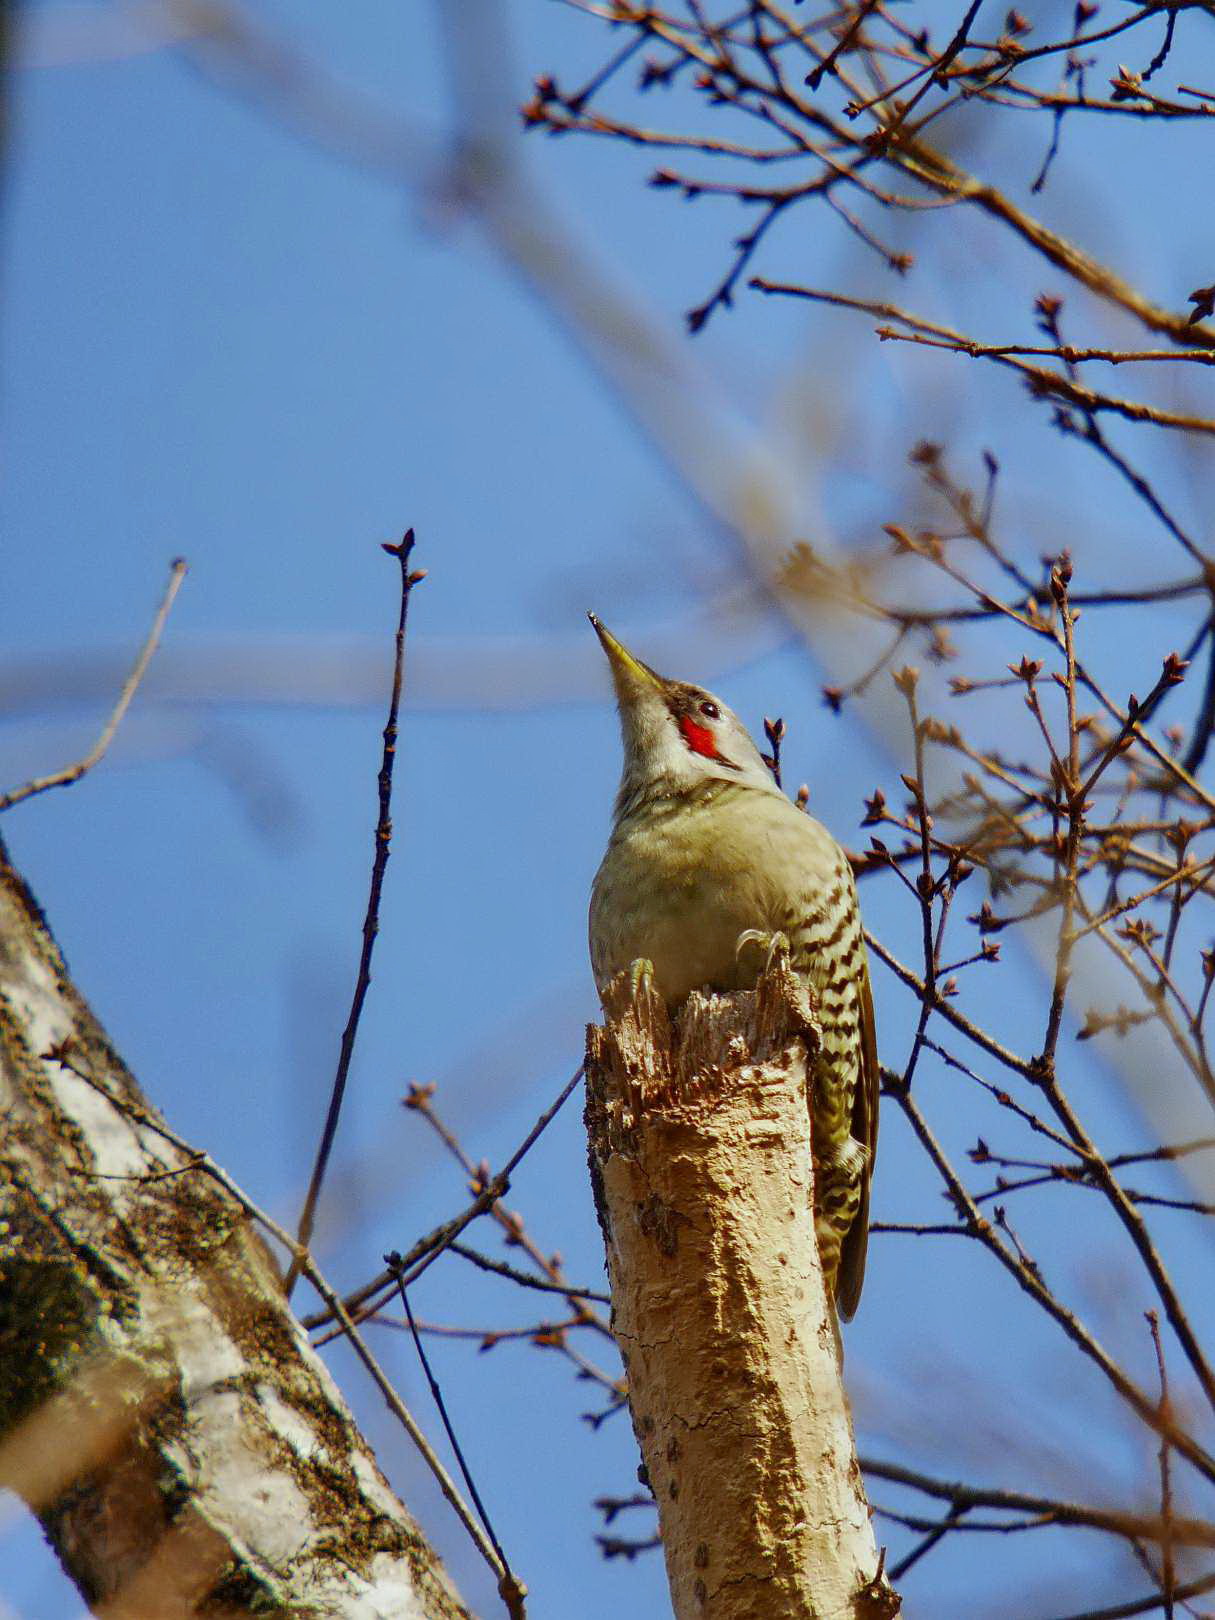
xmin=1042 ymin=1567 xmax=1215 ymax=1620
xmin=862 ymin=1456 xmax=1215 ymax=1548
xmin=1146 ymin=1311 xmax=1176 ymax=1620
xmin=304 ymin=1175 xmax=510 ymax=1340
xmin=302 ymin=1064 xmax=586 ymax=1335
xmin=404 ymin=1082 xmax=614 ymax=1337
xmin=286 ymin=530 xmax=425 ymax=1294
xmin=397 ymin=1280 xmax=528 ymax=1619
xmin=449 ymin=1241 xmax=611 ymax=1304
xmin=891 ymin=1084 xmax=1215 ymax=1486
xmin=1 ymin=558 xmax=188 ymax=813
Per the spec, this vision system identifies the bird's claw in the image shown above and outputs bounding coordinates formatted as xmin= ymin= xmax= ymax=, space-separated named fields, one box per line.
xmin=736 ymin=929 xmax=791 ymax=976
xmin=628 ymin=957 xmax=656 ymax=1000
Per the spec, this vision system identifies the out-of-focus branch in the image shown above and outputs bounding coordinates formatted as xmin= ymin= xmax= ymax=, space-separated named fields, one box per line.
xmin=862 ymin=1457 xmax=1215 ymax=1550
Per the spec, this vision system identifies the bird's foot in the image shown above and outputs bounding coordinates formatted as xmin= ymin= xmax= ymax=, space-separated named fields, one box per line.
xmin=738 ymin=929 xmax=816 ymax=1037
xmin=601 ymin=958 xmax=663 ymax=1028
xmin=735 ymin=928 xmax=791 ymax=978
xmin=599 ymin=958 xmax=670 ymax=1047
xmin=628 ymin=957 xmax=657 ymax=1000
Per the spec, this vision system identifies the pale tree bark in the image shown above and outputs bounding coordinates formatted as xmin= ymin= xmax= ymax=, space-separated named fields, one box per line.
xmin=585 ymin=957 xmax=900 ymax=1620
xmin=0 ymin=831 xmax=471 ymax=1620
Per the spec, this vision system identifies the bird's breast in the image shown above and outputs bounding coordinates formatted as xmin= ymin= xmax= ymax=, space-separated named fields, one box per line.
xmin=589 ymin=787 xmax=843 ymax=1006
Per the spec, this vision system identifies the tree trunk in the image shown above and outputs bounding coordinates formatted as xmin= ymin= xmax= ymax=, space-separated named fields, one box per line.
xmin=0 ymin=832 xmax=471 ymax=1620
xmin=585 ymin=957 xmax=899 ymax=1620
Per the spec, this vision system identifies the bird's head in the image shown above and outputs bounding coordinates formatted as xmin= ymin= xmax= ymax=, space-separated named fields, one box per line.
xmin=589 ymin=614 xmax=780 ymax=801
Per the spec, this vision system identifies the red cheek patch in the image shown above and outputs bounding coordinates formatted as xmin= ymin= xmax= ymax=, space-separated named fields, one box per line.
xmin=679 ymin=715 xmax=719 ymax=759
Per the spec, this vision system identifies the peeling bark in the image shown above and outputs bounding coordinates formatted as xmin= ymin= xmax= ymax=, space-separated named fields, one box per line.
xmin=0 ymin=832 xmax=472 ymax=1620
xmin=585 ymin=957 xmax=900 ymax=1620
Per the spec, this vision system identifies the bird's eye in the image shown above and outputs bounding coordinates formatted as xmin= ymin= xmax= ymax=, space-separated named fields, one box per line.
xmin=699 ymin=700 xmax=720 ymax=720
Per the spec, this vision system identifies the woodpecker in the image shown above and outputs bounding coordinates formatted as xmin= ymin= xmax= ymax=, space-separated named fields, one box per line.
xmin=587 ymin=616 xmax=878 ymax=1319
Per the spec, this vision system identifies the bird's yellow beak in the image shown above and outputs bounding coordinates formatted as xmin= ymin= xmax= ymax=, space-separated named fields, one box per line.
xmin=588 ymin=613 xmax=665 ymax=700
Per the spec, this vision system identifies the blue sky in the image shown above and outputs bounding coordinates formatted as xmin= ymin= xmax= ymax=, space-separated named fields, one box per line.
xmin=4 ymin=2 xmax=1215 ymax=1616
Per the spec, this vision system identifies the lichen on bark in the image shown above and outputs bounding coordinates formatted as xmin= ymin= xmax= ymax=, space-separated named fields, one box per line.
xmin=0 ymin=832 xmax=471 ymax=1620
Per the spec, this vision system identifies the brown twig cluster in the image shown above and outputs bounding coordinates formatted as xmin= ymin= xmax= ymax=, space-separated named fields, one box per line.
xmin=524 ymin=4 xmax=1215 ymax=1612
xmin=818 ymin=446 xmax=1215 ymax=1607
xmin=525 ymin=0 xmax=1215 ymax=358
xmin=382 ymin=1082 xmax=626 ymax=1422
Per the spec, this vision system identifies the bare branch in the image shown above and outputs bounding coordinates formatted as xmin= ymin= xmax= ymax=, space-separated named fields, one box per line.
xmin=0 ymin=557 xmax=188 ymax=813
